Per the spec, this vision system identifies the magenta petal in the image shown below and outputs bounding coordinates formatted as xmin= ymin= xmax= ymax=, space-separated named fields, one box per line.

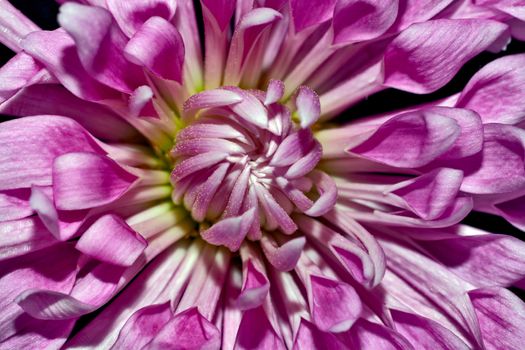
xmin=469 ymin=287 xmax=525 ymax=350
xmin=146 ymin=307 xmax=220 ymax=349
xmin=236 ymin=259 xmax=270 ymax=310
xmin=21 ymin=30 xmax=119 ymax=101
xmin=265 ymin=79 xmax=284 ymax=105
xmin=16 ymin=289 xmax=95 ymax=320
xmin=309 ymin=275 xmax=362 ymax=332
xmin=421 ymin=230 xmax=525 ymax=288
xmin=333 ymin=0 xmax=398 ymax=44
xmin=200 ymin=208 xmax=256 ymax=251
xmin=304 ymin=170 xmax=338 ymax=217
xmin=58 ymin=3 xmax=143 ymax=93
xmin=456 ymin=54 xmax=525 ymax=124
xmin=53 ymin=152 xmax=137 ymax=210
xmin=260 ymin=235 xmax=305 ymax=271
xmin=348 ymin=109 xmax=460 ymax=168
xmin=111 ymin=303 xmax=172 ymax=349
xmin=392 ymin=309 xmax=469 ymax=350
xmin=124 ymin=16 xmax=185 ymax=83
xmin=0 ymin=116 xmax=102 ymax=191
xmin=384 ymin=19 xmax=508 ymax=93
xmin=76 ymin=214 xmax=147 ymax=266
xmin=235 ymin=306 xmax=286 ymax=349
xmin=183 ymin=89 xmax=243 ymax=113
xmin=0 ymin=52 xmax=43 ymax=104
xmin=390 ymin=168 xmax=464 ymax=220
xmin=0 ymin=85 xmax=141 ymax=142
xmin=295 ymin=85 xmax=320 ymax=128
xmin=107 ymin=0 xmax=177 ymax=37
xmin=461 ymin=123 xmax=525 ymax=194
xmin=0 ymin=217 xmax=56 ymax=261
xmin=293 ymin=318 xmax=349 ymax=350
xmin=201 ymin=0 xmax=236 ymax=31
xmin=496 ymin=195 xmax=525 ymax=230
xmin=290 ymin=0 xmax=336 ymax=32
xmin=0 ymin=188 xmax=32 ymax=222
xmin=345 ymin=318 xmax=413 ymax=350
xmin=270 ymin=129 xmax=314 ymax=167
xmin=0 ymin=0 xmax=39 ymax=51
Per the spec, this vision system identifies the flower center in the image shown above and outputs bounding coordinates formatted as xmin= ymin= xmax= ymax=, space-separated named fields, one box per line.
xmin=168 ymin=82 xmax=337 ymax=251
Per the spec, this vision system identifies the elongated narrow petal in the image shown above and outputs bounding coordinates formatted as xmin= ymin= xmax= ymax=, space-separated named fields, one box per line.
xmin=124 ymin=16 xmax=185 ymax=83
xmin=0 ymin=0 xmax=39 ymax=51
xmin=76 ymin=214 xmax=147 ymax=266
xmin=107 ymin=0 xmax=177 ymax=37
xmin=384 ymin=19 xmax=508 ymax=93
xmin=290 ymin=0 xmax=336 ymax=32
xmin=333 ymin=0 xmax=398 ymax=44
xmin=53 ymin=152 xmax=137 ymax=210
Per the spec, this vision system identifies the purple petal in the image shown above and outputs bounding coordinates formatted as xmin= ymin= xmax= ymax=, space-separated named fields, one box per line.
xmin=237 ymin=247 xmax=270 ymax=310
xmin=0 ymin=0 xmax=39 ymax=51
xmin=384 ymin=19 xmax=508 ymax=93
xmin=0 ymin=116 xmax=102 ymax=191
xmin=260 ymin=235 xmax=305 ymax=271
xmin=390 ymin=168 xmax=464 ymax=220
xmin=461 ymin=123 xmax=525 ymax=194
xmin=200 ymin=208 xmax=256 ymax=251
xmin=333 ymin=0 xmax=398 ymax=44
xmin=389 ymin=0 xmax=454 ymax=32
xmin=53 ymin=152 xmax=137 ymax=210
xmin=392 ymin=309 xmax=470 ymax=350
xmin=469 ymin=287 xmax=525 ymax=350
xmin=201 ymin=0 xmax=236 ymax=31
xmin=0 ymin=217 xmax=56 ymax=261
xmin=304 ymin=170 xmax=338 ymax=216
xmin=456 ymin=54 xmax=525 ymax=124
xmin=0 ymin=52 xmax=43 ymax=104
xmin=270 ymin=129 xmax=314 ymax=167
xmin=107 ymin=0 xmax=177 ymax=37
xmin=124 ymin=16 xmax=184 ymax=83
xmin=183 ymin=89 xmax=243 ymax=113
xmin=58 ymin=3 xmax=144 ymax=93
xmin=293 ymin=318 xmax=348 ymax=350
xmin=235 ymin=306 xmax=286 ymax=349
xmin=290 ymin=0 xmax=336 ymax=32
xmin=309 ymin=275 xmax=362 ymax=332
xmin=295 ymin=85 xmax=320 ymax=128
xmin=0 ymin=84 xmax=141 ymax=142
xmin=420 ymin=229 xmax=525 ymax=288
xmin=21 ymin=30 xmax=120 ymax=101
xmin=171 ymin=151 xmax=228 ymax=183
xmin=345 ymin=318 xmax=414 ymax=350
xmin=0 ymin=188 xmax=32 ymax=222
xmin=348 ymin=109 xmax=460 ymax=168
xmin=76 ymin=214 xmax=147 ymax=266
xmin=264 ymin=79 xmax=284 ymax=105
xmin=111 ymin=303 xmax=172 ymax=349
xmin=146 ymin=307 xmax=220 ymax=349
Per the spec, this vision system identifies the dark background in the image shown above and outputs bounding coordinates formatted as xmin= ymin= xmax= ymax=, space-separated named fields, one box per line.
xmin=1 ymin=0 xmax=524 ymax=303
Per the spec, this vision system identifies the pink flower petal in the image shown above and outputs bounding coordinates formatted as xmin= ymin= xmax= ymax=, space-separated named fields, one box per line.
xmin=111 ymin=303 xmax=172 ymax=349
xmin=53 ymin=152 xmax=137 ymax=210
xmin=76 ymin=214 xmax=147 ymax=267
xmin=390 ymin=168 xmax=464 ymax=220
xmin=289 ymin=0 xmax=336 ymax=33
xmin=107 ymin=0 xmax=177 ymax=37
xmin=293 ymin=318 xmax=349 ymax=349
xmin=347 ymin=109 xmax=460 ymax=168
xmin=124 ymin=16 xmax=185 ymax=83
xmin=260 ymin=235 xmax=305 ymax=271
xmin=0 ymin=116 xmax=102 ymax=191
xmin=333 ymin=0 xmax=398 ymax=44
xmin=0 ymin=52 xmax=43 ymax=104
xmin=145 ymin=307 xmax=221 ymax=349
xmin=200 ymin=208 xmax=256 ymax=251
xmin=469 ymin=287 xmax=525 ymax=350
xmin=201 ymin=0 xmax=236 ymax=31
xmin=295 ymin=85 xmax=320 ymax=128
xmin=58 ymin=3 xmax=144 ymax=93
xmin=456 ymin=53 xmax=525 ymax=124
xmin=264 ymin=79 xmax=284 ymax=105
xmin=235 ymin=306 xmax=286 ymax=349
xmin=0 ymin=0 xmax=39 ymax=51
xmin=384 ymin=19 xmax=508 ymax=93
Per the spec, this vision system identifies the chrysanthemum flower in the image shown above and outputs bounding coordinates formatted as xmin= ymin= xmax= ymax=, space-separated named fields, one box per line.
xmin=1 ymin=0 xmax=525 ymax=348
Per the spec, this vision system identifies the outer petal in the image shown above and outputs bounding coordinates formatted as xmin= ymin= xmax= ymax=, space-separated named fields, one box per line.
xmin=344 ymin=318 xmax=414 ymax=350
xmin=0 ymin=116 xmax=102 ymax=191
xmin=53 ymin=152 xmax=137 ymax=210
xmin=235 ymin=306 xmax=286 ymax=349
xmin=107 ymin=0 xmax=177 ymax=37
xmin=124 ymin=16 xmax=185 ymax=83
xmin=58 ymin=3 xmax=143 ymax=93
xmin=145 ymin=307 xmax=221 ymax=349
xmin=347 ymin=109 xmax=460 ymax=168
xmin=290 ymin=0 xmax=336 ymax=32
xmin=0 ymin=0 xmax=39 ymax=51
xmin=469 ymin=287 xmax=525 ymax=350
xmin=0 ymin=52 xmax=43 ymax=103
xmin=456 ymin=54 xmax=525 ymax=124
xmin=461 ymin=123 xmax=525 ymax=194
xmin=384 ymin=19 xmax=508 ymax=93
xmin=333 ymin=0 xmax=398 ymax=44
xmin=76 ymin=214 xmax=147 ymax=266
xmin=391 ymin=309 xmax=470 ymax=350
